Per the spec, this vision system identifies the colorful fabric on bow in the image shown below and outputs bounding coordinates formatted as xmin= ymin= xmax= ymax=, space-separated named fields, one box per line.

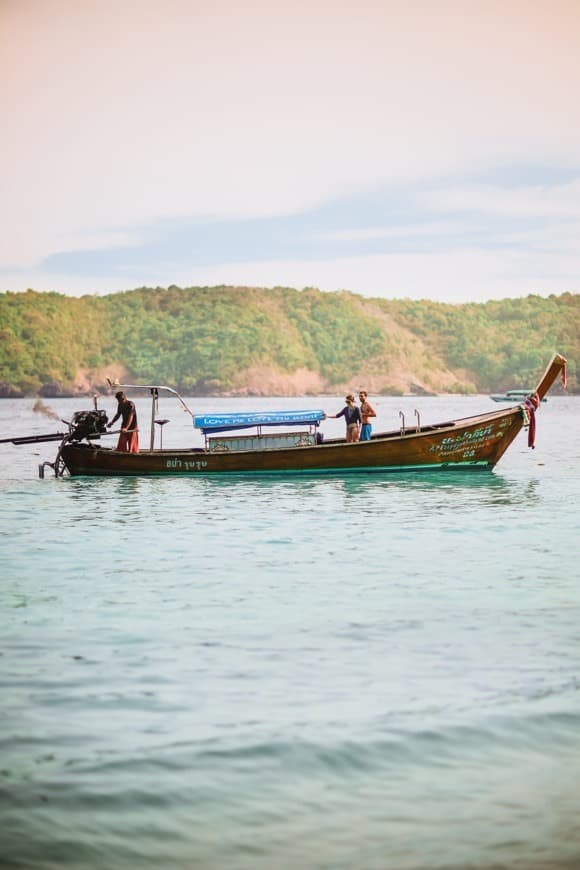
xmin=522 ymin=393 xmax=540 ymax=448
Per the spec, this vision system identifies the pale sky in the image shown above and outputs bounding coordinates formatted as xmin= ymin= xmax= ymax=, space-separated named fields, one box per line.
xmin=1 ymin=0 xmax=579 ymax=302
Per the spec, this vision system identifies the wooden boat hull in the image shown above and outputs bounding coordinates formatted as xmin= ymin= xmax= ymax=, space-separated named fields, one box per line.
xmin=60 ymin=407 xmax=524 ymax=477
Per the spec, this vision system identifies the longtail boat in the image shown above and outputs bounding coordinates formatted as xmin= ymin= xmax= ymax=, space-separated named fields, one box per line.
xmin=1 ymin=353 xmax=567 ymax=478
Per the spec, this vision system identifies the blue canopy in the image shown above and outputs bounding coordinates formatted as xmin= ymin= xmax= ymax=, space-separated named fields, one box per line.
xmin=194 ymin=410 xmax=325 ymax=434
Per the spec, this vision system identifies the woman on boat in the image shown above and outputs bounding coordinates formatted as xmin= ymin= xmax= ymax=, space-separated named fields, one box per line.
xmin=108 ymin=391 xmax=139 ymax=453
xmin=328 ymin=395 xmax=362 ymax=442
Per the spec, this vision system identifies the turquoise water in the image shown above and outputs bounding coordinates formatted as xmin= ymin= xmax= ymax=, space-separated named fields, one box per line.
xmin=1 ymin=395 xmax=579 ymax=870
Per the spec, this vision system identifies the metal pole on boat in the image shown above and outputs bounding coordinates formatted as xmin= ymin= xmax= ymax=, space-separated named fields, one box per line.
xmin=399 ymin=411 xmax=406 ymax=435
xmin=155 ymin=419 xmax=169 ymax=449
xmin=414 ymin=409 xmax=421 ymax=433
xmin=150 ymin=388 xmax=158 ymax=451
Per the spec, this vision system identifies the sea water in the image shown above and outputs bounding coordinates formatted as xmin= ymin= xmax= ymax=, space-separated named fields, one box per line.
xmin=0 ymin=394 xmax=579 ymax=870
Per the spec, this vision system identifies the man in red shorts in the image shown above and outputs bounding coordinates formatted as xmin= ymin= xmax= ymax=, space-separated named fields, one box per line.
xmin=108 ymin=391 xmax=139 ymax=453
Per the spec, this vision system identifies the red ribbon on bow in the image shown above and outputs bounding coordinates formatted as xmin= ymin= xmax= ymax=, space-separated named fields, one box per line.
xmin=524 ymin=393 xmax=540 ymax=448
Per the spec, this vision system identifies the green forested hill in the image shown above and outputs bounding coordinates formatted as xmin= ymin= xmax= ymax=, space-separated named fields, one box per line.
xmin=0 ymin=286 xmax=577 ymax=396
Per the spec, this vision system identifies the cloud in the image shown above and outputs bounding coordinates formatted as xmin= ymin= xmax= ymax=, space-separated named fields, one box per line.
xmin=419 ymin=180 xmax=580 ymax=219
xmin=3 ymin=169 xmax=580 ymax=302
xmin=175 ymin=248 xmax=580 ymax=302
xmin=1 ymin=0 xmax=580 ymax=298
xmin=0 ymin=226 xmax=143 ymax=269
xmin=501 ymin=222 xmax=580 ymax=253
xmin=5 ymin=240 xmax=576 ymax=304
xmin=314 ymin=221 xmax=474 ymax=243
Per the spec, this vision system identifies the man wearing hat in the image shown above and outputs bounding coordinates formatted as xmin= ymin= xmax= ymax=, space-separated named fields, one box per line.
xmin=108 ymin=391 xmax=139 ymax=453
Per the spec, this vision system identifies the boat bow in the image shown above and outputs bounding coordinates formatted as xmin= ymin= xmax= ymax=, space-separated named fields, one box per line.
xmin=534 ymin=352 xmax=567 ymax=401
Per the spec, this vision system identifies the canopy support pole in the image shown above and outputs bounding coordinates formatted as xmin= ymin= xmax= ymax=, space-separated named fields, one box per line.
xmin=150 ymin=388 xmax=158 ymax=451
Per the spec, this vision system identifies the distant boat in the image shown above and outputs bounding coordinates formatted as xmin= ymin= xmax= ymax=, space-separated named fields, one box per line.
xmin=490 ymin=389 xmax=547 ymax=403
xmin=1 ymin=354 xmax=566 ymax=478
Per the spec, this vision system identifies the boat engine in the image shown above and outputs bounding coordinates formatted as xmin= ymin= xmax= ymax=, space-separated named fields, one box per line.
xmin=37 ymin=409 xmax=110 ymax=478
xmin=2 ymin=404 xmax=110 ymax=478
xmin=68 ymin=409 xmax=109 ymax=441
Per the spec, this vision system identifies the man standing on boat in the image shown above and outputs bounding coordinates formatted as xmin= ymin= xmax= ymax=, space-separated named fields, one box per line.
xmin=108 ymin=391 xmax=139 ymax=453
xmin=358 ymin=391 xmax=376 ymax=441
